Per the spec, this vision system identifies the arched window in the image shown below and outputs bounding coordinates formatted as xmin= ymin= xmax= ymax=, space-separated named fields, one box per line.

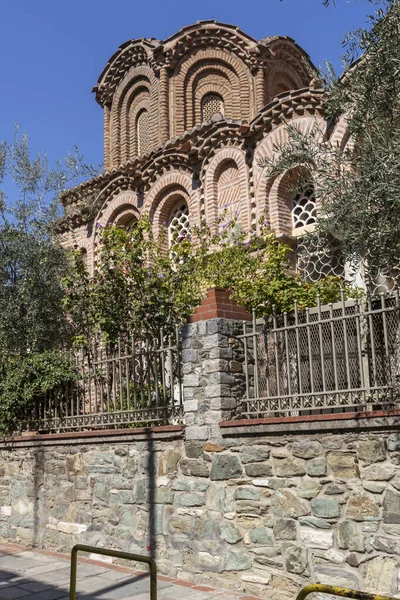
xmin=109 ymin=205 xmax=139 ymax=231
xmin=290 ymin=182 xmax=344 ymax=282
xmin=137 ymin=109 xmax=151 ymax=156
xmin=116 ymin=213 xmax=137 ymax=231
xmin=292 ymin=185 xmax=317 ymax=229
xmin=201 ymin=93 xmax=224 ymax=122
xmin=80 ymin=247 xmax=88 ymax=268
xmin=168 ymin=201 xmax=189 ymax=247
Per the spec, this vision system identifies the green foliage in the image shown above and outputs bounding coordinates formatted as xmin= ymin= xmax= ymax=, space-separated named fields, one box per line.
xmin=64 ymin=212 xmax=354 ymax=344
xmin=200 ymin=217 xmax=357 ymax=316
xmin=0 ymin=128 xmax=99 ymax=362
xmin=64 ymin=215 xmax=203 ymax=343
xmin=261 ymin=0 xmax=400 ymax=281
xmin=0 ymin=128 xmax=99 ymax=434
xmin=0 ymin=350 xmax=77 ymax=434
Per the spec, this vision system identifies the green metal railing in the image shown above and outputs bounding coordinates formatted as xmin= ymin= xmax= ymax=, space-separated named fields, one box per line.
xmin=69 ymin=544 xmax=157 ymax=600
xmin=296 ymin=584 xmax=397 ymax=600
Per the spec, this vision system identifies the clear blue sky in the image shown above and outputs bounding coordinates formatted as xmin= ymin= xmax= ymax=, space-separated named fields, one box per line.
xmin=1 ymin=0 xmax=373 ymax=170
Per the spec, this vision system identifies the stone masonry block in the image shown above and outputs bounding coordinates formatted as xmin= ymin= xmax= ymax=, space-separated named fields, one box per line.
xmin=181 ymin=323 xmax=197 ymax=338
xmin=214 ymin=397 xmax=237 ymax=410
xmin=209 ymin=372 xmax=236 ymax=385
xmin=182 ymin=349 xmax=198 ymax=363
xmin=183 ymin=374 xmax=200 ymax=387
xmin=202 ymin=334 xmax=229 ymax=349
xmin=203 ymin=359 xmax=229 ymax=373
xmin=183 ymin=399 xmax=198 ymax=413
xmin=185 ymin=426 xmax=209 ymax=441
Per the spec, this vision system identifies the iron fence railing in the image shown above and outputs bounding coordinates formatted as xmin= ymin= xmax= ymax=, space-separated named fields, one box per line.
xmin=28 ymin=329 xmax=183 ymax=433
xmin=238 ymin=288 xmax=400 ymax=418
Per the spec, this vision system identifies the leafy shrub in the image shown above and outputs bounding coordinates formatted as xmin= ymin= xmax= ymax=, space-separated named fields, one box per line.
xmin=63 ymin=212 xmax=360 ymax=345
xmin=0 ymin=350 xmax=77 ymax=435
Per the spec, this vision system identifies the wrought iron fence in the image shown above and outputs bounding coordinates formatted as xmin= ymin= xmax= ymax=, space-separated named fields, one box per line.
xmin=238 ymin=288 xmax=400 ymax=418
xmin=28 ymin=329 xmax=183 ymax=433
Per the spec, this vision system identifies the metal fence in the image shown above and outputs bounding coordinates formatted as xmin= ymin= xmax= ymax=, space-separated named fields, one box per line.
xmin=238 ymin=289 xmax=400 ymax=418
xmin=28 ymin=329 xmax=183 ymax=433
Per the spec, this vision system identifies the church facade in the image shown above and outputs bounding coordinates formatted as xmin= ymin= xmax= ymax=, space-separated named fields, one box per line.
xmin=59 ymin=21 xmax=348 ymax=282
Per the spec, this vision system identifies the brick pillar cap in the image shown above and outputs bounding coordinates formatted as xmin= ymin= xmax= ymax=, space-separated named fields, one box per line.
xmin=189 ymin=287 xmax=251 ymax=322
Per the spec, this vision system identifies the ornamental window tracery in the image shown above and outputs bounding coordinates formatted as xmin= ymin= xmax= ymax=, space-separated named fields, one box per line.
xmin=201 ymin=93 xmax=225 ymax=122
xmin=367 ymin=267 xmax=400 ymax=295
xmin=168 ymin=201 xmax=190 ymax=247
xmin=290 ymin=183 xmax=344 ymax=282
xmin=137 ymin=109 xmax=151 ymax=156
xmin=292 ymin=186 xmax=317 ymax=229
xmin=295 ymin=237 xmax=345 ymax=283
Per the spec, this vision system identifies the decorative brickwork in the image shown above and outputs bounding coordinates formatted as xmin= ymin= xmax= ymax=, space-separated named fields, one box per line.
xmin=204 ymin=147 xmax=249 ymax=230
xmin=96 ymin=190 xmax=140 ymax=228
xmin=60 ymin=23 xmax=351 ymax=281
xmin=253 ymin=115 xmax=326 ymax=234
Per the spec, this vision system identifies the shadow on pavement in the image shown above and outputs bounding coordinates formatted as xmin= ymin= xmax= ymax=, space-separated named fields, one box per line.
xmin=0 ymin=550 xmax=159 ymax=600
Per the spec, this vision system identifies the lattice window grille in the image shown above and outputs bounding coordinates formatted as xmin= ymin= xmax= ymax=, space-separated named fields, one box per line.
xmin=137 ymin=110 xmax=151 ymax=156
xmin=368 ymin=266 xmax=400 ymax=295
xmin=201 ymin=94 xmax=224 ymax=122
xmin=168 ymin=202 xmax=190 ymax=247
xmin=292 ymin=186 xmax=317 ymax=229
xmin=296 ymin=238 xmax=345 ymax=283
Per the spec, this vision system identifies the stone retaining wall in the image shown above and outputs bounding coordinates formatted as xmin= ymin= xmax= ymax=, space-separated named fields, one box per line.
xmin=1 ymin=310 xmax=400 ymax=598
xmin=1 ymin=428 xmax=400 ymax=599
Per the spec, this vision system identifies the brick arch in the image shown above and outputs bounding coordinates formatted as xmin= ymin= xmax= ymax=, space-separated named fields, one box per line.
xmin=185 ymin=62 xmax=239 ymax=129
xmin=128 ymin=95 xmax=150 ymax=159
xmin=90 ymin=190 xmax=141 ymax=267
xmin=154 ymin=187 xmax=190 ymax=252
xmin=74 ymin=236 xmax=95 ymax=276
xmin=330 ymin=113 xmax=352 ymax=151
xmin=171 ymin=48 xmax=253 ymax=136
xmin=193 ymin=74 xmax=232 ymax=125
xmin=110 ymin=66 xmax=159 ymax=166
xmin=204 ymin=147 xmax=249 ymax=229
xmin=268 ymin=166 xmax=314 ymax=240
xmin=164 ymin=24 xmax=257 ymax=66
xmin=144 ymin=171 xmax=200 ymax=236
xmin=266 ymin=62 xmax=306 ymax=103
xmin=266 ymin=41 xmax=312 ymax=89
xmin=196 ymin=83 xmax=229 ymax=112
xmin=96 ymin=190 xmax=140 ymax=229
xmin=269 ymin=70 xmax=299 ymax=100
xmin=253 ymin=115 xmax=327 ymax=227
xmin=116 ymin=79 xmax=151 ymax=165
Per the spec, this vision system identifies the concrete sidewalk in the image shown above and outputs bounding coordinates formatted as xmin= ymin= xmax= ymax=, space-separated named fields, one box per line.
xmin=0 ymin=542 xmax=262 ymax=600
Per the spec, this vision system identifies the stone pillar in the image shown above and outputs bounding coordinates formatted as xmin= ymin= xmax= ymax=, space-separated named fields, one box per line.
xmin=181 ymin=289 xmax=251 ymax=443
xmin=159 ymin=66 xmax=169 ymax=143
xmin=103 ymin=105 xmax=111 ymax=170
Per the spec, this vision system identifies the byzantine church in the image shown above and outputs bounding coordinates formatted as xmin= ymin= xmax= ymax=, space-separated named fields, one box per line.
xmin=59 ymin=21 xmax=349 ymax=283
